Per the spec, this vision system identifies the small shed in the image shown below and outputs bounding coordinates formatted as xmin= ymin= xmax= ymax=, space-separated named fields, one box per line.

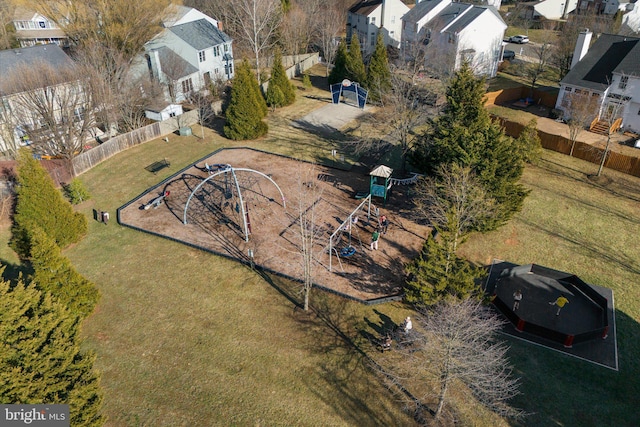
xmin=370 ymin=164 xmax=393 ymax=205
xmin=145 ymin=103 xmax=183 ymax=122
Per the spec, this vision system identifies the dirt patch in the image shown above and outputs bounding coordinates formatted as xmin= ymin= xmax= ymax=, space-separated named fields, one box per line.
xmin=119 ymin=148 xmax=431 ymax=302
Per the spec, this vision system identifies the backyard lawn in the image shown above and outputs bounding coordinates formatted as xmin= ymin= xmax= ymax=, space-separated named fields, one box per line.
xmin=1 ymin=71 xmax=638 ymax=425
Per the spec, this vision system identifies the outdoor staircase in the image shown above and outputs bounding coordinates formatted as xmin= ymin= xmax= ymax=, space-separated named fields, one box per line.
xmin=590 ymin=120 xmax=610 ymax=135
xmin=589 ymin=117 xmax=623 ymax=135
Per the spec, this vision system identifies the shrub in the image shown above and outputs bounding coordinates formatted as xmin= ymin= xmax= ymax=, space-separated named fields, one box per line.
xmin=64 ymin=178 xmax=91 ymax=205
xmin=302 ymin=73 xmax=312 ymax=89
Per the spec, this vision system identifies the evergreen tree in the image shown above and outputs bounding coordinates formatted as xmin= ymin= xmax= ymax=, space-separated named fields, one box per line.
xmin=328 ymin=39 xmax=348 ymax=85
xmin=514 ymin=119 xmax=542 ymax=164
xmin=267 ymin=48 xmax=295 ymax=108
xmin=411 ymin=63 xmax=529 ymax=231
xmin=404 ymin=238 xmax=485 ymax=306
xmin=10 ymin=148 xmax=87 ymax=260
xmin=224 ymin=60 xmax=268 ymax=140
xmin=366 ymin=32 xmax=391 ymax=102
xmin=0 ymin=276 xmax=104 ymax=426
xmin=265 ymin=85 xmax=285 ymax=111
xmin=29 ymin=227 xmax=100 ymax=318
xmin=346 ymin=33 xmax=367 ymax=85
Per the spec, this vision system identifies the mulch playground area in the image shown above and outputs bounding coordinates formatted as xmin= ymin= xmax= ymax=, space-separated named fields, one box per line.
xmin=118 ymin=148 xmax=431 ymax=303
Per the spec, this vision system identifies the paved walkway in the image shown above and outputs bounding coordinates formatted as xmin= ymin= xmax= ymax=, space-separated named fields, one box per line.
xmin=293 ymin=102 xmax=369 ymax=134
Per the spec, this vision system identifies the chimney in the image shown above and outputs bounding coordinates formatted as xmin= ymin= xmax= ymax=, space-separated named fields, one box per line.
xmin=571 ymin=29 xmax=592 ymax=69
xmin=217 ymin=21 xmax=224 ymax=32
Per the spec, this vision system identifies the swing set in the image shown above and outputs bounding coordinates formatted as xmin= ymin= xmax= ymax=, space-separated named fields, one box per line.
xmin=326 ymin=194 xmax=375 ymax=272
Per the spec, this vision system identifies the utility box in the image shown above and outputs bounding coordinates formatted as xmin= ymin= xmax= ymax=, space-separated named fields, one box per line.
xmin=179 ymin=127 xmax=192 ymax=136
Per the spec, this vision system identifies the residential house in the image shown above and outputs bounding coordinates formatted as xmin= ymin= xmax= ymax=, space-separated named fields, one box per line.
xmin=401 ymin=0 xmax=507 ymax=77
xmin=139 ymin=6 xmax=234 ymax=103
xmin=555 ymin=31 xmax=640 ymax=134
xmin=0 ymin=44 xmax=90 ymax=154
xmin=12 ymin=7 xmax=68 ymax=48
xmin=520 ymin=0 xmax=578 ymax=20
xmin=576 ymin=0 xmax=627 ymax=14
xmin=346 ymin=0 xmax=410 ymax=56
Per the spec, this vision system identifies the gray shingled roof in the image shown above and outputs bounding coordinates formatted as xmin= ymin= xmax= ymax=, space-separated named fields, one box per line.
xmin=426 ymin=3 xmax=473 ymax=33
xmin=0 ymin=44 xmax=74 ymax=95
xmin=158 ymin=47 xmax=198 ymax=80
xmin=169 ymin=18 xmax=232 ymax=51
xmin=349 ymin=0 xmax=382 ymax=16
xmin=402 ymin=0 xmax=448 ymax=24
xmin=561 ymin=34 xmax=640 ymax=92
xmin=445 ymin=6 xmax=485 ymax=34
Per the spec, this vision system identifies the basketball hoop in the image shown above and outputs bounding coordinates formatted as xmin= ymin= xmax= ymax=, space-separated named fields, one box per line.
xmin=342 ymin=79 xmax=352 ymax=87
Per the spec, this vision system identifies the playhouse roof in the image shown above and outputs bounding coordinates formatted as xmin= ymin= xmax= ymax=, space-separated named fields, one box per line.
xmin=370 ymin=165 xmax=393 ymax=178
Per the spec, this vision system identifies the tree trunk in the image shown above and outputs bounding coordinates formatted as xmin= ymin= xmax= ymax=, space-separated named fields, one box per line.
xmin=597 ymin=134 xmax=612 ymax=176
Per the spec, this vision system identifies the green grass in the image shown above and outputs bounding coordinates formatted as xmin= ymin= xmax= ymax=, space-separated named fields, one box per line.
xmin=49 ymin=90 xmax=418 ymax=426
xmin=487 ymin=105 xmax=540 ymax=125
xmin=2 ymin=73 xmax=639 ymax=425
xmin=459 ymin=151 xmax=640 ymax=426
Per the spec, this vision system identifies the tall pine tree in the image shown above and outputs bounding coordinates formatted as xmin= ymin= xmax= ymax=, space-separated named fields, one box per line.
xmin=346 ymin=33 xmax=367 ymax=85
xmin=411 ymin=63 xmax=529 ymax=231
xmin=0 ymin=275 xmax=104 ymax=426
xmin=10 ymin=148 xmax=87 ymax=260
xmin=29 ymin=226 xmax=100 ymax=318
xmin=328 ymin=39 xmax=348 ymax=85
xmin=367 ymin=32 xmax=391 ymax=102
xmin=404 ymin=238 xmax=485 ymax=306
xmin=266 ymin=48 xmax=295 ymax=108
xmin=224 ymin=60 xmax=268 ymax=140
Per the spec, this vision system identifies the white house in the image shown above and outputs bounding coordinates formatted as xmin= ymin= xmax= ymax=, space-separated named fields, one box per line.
xmin=0 ymin=44 xmax=92 ymax=155
xmin=12 ymin=7 xmax=68 ymax=48
xmin=556 ymin=31 xmax=640 ymax=134
xmin=138 ymin=6 xmax=234 ymax=103
xmin=346 ymin=0 xmax=410 ymax=56
xmin=529 ymin=0 xmax=579 ymax=20
xmin=401 ymin=0 xmax=507 ymax=77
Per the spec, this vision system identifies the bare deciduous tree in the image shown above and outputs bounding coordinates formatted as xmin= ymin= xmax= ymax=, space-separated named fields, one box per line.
xmin=314 ymin=3 xmax=342 ymax=77
xmin=379 ymin=299 xmax=523 ymax=423
xmin=414 ymin=164 xmax=495 ymax=257
xmin=229 ymin=0 xmax=283 ymax=83
xmin=0 ymin=0 xmax=17 ymax=50
xmin=378 ymin=75 xmax=433 ymax=174
xmin=526 ymin=35 xmax=554 ymax=97
xmin=562 ymin=92 xmax=600 ymax=156
xmin=280 ymin=1 xmax=311 ymax=56
xmin=4 ymin=61 xmax=94 ymax=161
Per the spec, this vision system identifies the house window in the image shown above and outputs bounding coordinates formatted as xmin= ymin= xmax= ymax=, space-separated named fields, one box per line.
xmin=215 ymin=68 xmax=219 ymax=74
xmin=213 ymin=46 xmax=219 ymax=57
xmin=38 ymin=21 xmax=46 ymax=28
xmin=370 ymin=32 xmax=376 ymax=46
xmin=199 ymin=50 xmax=206 ymax=62
xmin=565 ymin=87 xmax=572 ymax=93
xmin=370 ymin=17 xmax=376 ymax=25
xmin=182 ymin=78 xmax=193 ymax=94
xmin=228 ymin=63 xmax=233 ymax=75
xmin=619 ymin=75 xmax=628 ymax=90
xmin=390 ymin=31 xmax=394 ymax=37
xmin=224 ymin=44 xmax=228 ymax=52
xmin=391 ymin=15 xmax=395 ymax=24
xmin=169 ymin=112 xmax=176 ymax=117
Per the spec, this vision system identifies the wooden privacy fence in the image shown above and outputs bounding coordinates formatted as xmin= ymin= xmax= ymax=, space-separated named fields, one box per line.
xmin=72 ymin=123 xmax=162 ymax=176
xmin=494 ymin=117 xmax=640 ymax=178
xmin=71 ymin=108 xmax=200 ymax=176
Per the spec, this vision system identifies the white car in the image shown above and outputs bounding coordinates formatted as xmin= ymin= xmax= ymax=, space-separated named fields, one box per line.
xmin=509 ymin=35 xmax=529 ymax=44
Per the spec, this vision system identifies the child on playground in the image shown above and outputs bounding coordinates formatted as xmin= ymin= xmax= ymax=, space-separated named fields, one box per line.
xmin=370 ymin=229 xmax=380 ymax=250
xmin=380 ymin=215 xmax=389 ymax=234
